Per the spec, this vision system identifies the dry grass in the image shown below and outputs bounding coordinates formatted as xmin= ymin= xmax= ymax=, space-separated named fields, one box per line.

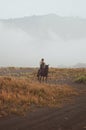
xmin=48 ymin=68 xmax=86 ymax=81
xmin=0 ymin=76 xmax=78 ymax=117
xmin=0 ymin=67 xmax=85 ymax=117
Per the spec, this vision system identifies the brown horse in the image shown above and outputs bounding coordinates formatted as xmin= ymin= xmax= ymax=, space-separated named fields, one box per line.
xmin=37 ymin=65 xmax=49 ymax=82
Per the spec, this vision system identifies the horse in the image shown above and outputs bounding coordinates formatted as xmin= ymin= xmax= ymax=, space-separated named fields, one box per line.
xmin=37 ymin=65 xmax=49 ymax=82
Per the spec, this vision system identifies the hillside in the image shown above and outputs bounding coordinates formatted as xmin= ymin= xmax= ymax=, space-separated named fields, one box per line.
xmin=0 ymin=14 xmax=86 ymax=67
xmin=0 ymin=14 xmax=86 ymax=41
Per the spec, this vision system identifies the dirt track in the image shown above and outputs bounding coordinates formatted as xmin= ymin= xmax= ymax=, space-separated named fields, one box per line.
xmin=0 ymin=86 xmax=86 ymax=130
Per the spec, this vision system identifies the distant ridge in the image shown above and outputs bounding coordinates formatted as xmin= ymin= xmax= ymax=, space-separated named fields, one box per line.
xmin=73 ymin=63 xmax=86 ymax=68
xmin=0 ymin=14 xmax=86 ymax=41
xmin=0 ymin=14 xmax=86 ymax=67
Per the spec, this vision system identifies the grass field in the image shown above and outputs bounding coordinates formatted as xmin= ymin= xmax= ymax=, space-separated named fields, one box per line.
xmin=0 ymin=67 xmax=86 ymax=117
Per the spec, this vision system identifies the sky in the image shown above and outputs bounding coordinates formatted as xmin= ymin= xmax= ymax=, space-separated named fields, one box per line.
xmin=0 ymin=0 xmax=86 ymax=19
xmin=0 ymin=0 xmax=86 ymax=67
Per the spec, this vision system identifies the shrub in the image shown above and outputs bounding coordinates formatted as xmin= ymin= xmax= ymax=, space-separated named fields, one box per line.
xmin=75 ymin=76 xmax=86 ymax=84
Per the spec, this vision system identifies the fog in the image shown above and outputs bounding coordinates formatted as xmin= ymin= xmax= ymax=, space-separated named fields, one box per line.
xmin=0 ymin=22 xmax=36 ymax=66
xmin=0 ymin=18 xmax=86 ymax=67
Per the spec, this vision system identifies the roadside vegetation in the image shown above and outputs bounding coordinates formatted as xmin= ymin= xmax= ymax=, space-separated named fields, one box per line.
xmin=75 ymin=75 xmax=86 ymax=84
xmin=0 ymin=67 xmax=86 ymax=117
xmin=0 ymin=76 xmax=78 ymax=117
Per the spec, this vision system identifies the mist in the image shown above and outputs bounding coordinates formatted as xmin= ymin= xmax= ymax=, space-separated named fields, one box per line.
xmin=0 ymin=15 xmax=86 ymax=67
xmin=0 ymin=22 xmax=38 ymax=67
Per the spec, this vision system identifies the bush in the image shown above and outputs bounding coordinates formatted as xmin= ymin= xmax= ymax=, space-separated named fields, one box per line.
xmin=75 ymin=76 xmax=86 ymax=84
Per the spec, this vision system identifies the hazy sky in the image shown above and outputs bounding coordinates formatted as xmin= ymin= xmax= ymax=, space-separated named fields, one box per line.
xmin=0 ymin=0 xmax=86 ymax=19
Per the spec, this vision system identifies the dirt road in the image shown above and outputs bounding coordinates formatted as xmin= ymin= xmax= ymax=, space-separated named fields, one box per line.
xmin=0 ymin=93 xmax=86 ymax=130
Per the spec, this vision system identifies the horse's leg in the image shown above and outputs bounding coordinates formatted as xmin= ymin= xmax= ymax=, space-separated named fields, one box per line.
xmin=38 ymin=75 xmax=39 ymax=80
xmin=43 ymin=76 xmax=44 ymax=82
xmin=37 ymin=69 xmax=40 ymax=81
xmin=39 ymin=76 xmax=41 ymax=83
xmin=45 ymin=76 xmax=47 ymax=83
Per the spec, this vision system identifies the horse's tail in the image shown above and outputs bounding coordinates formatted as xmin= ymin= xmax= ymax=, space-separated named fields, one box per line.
xmin=37 ymin=69 xmax=40 ymax=77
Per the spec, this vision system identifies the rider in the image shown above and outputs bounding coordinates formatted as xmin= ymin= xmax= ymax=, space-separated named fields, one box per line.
xmin=40 ymin=58 xmax=46 ymax=70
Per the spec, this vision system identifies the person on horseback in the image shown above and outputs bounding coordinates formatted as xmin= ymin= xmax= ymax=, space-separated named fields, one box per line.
xmin=40 ymin=58 xmax=45 ymax=70
xmin=37 ymin=58 xmax=49 ymax=82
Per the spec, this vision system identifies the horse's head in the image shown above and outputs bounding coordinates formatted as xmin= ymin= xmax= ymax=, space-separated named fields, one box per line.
xmin=45 ymin=65 xmax=49 ymax=70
